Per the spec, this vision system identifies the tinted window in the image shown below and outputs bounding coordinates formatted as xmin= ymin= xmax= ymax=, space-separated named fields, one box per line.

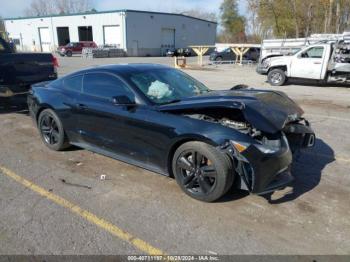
xmin=63 ymin=75 xmax=82 ymax=92
xmin=83 ymin=73 xmax=134 ymax=100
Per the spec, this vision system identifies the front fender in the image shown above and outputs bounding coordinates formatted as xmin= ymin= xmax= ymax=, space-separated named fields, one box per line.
xmin=268 ymin=57 xmax=292 ymax=75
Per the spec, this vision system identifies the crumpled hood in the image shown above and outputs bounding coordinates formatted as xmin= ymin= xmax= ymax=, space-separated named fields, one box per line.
xmin=158 ymin=89 xmax=304 ymax=133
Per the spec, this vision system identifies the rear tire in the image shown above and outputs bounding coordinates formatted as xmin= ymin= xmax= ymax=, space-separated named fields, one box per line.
xmin=268 ymin=68 xmax=286 ymax=86
xmin=38 ymin=109 xmax=70 ymax=151
xmin=172 ymin=141 xmax=234 ymax=202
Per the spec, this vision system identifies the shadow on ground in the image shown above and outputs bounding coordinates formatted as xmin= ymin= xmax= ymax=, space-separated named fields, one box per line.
xmin=263 ymin=138 xmax=334 ymax=204
xmin=0 ymin=96 xmax=28 ymax=114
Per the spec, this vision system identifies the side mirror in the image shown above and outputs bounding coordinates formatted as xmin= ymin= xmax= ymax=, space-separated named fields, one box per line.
xmin=231 ymin=84 xmax=248 ymax=90
xmin=112 ymin=95 xmax=135 ymax=106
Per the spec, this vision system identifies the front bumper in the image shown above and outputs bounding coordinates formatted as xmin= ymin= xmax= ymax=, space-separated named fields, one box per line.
xmin=256 ymin=64 xmax=268 ymax=75
xmin=227 ymin=136 xmax=294 ymax=194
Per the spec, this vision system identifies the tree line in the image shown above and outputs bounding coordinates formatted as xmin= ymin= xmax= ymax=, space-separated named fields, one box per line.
xmin=177 ymin=0 xmax=350 ymax=42
xmin=16 ymin=0 xmax=350 ymax=43
xmin=218 ymin=0 xmax=350 ymax=42
xmin=247 ymin=0 xmax=350 ymax=40
xmin=24 ymin=0 xmax=94 ymax=16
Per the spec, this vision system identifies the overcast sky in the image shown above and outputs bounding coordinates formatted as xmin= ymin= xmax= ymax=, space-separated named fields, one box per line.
xmin=0 ymin=0 xmax=247 ymax=19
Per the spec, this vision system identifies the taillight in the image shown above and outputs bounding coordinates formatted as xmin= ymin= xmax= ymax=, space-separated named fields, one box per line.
xmin=52 ymin=55 xmax=59 ymax=68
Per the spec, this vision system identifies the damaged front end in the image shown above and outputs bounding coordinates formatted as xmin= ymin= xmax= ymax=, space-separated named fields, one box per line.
xmin=182 ymin=110 xmax=315 ymax=194
xmin=228 ymin=117 xmax=315 ymax=194
xmin=220 ymin=134 xmax=294 ymax=194
xmin=283 ymin=117 xmax=315 ymax=152
xmin=159 ymin=89 xmax=316 ymax=195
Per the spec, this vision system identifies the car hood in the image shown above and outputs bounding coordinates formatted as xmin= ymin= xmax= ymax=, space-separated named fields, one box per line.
xmin=157 ymin=89 xmax=304 ymax=133
xmin=268 ymin=55 xmax=293 ymax=65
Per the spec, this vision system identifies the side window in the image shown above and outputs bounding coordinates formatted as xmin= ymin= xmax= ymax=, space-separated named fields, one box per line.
xmin=300 ymin=47 xmax=324 ymax=58
xmin=83 ymin=73 xmax=135 ymax=101
xmin=63 ymin=75 xmax=83 ymax=92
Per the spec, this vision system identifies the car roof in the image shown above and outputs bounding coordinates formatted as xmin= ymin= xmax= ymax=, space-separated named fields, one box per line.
xmin=69 ymin=41 xmax=94 ymax=44
xmin=66 ymin=63 xmax=171 ymax=77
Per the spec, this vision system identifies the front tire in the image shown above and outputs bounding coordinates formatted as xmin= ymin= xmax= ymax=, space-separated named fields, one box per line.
xmin=215 ymin=56 xmax=223 ymax=62
xmin=38 ymin=109 xmax=70 ymax=151
xmin=172 ymin=141 xmax=234 ymax=202
xmin=66 ymin=51 xmax=72 ymax=57
xmin=268 ymin=68 xmax=286 ymax=86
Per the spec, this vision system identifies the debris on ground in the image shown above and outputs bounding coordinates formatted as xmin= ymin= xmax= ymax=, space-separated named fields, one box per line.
xmin=60 ymin=178 xmax=92 ymax=189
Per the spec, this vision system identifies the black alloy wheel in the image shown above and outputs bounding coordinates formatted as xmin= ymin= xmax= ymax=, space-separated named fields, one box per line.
xmin=38 ymin=109 xmax=69 ymax=151
xmin=177 ymin=150 xmax=217 ymax=195
xmin=40 ymin=114 xmax=59 ymax=145
xmin=173 ymin=141 xmax=234 ymax=202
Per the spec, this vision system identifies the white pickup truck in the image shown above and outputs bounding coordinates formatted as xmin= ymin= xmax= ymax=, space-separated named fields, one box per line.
xmin=256 ymin=42 xmax=350 ymax=86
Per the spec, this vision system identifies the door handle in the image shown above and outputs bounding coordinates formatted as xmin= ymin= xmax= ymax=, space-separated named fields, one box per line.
xmin=313 ymin=62 xmax=321 ymax=64
xmin=76 ymin=103 xmax=88 ymax=109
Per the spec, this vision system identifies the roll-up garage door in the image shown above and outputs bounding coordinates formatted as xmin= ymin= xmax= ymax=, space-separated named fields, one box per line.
xmin=38 ymin=27 xmax=51 ymax=52
xmin=161 ymin=28 xmax=175 ymax=55
xmin=103 ymin=25 xmax=121 ymax=47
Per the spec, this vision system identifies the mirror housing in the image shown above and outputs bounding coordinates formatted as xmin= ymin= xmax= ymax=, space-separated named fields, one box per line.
xmin=112 ymin=95 xmax=135 ymax=106
xmin=231 ymin=84 xmax=248 ymax=90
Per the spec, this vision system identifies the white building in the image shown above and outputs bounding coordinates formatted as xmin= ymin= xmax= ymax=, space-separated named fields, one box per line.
xmin=4 ymin=9 xmax=217 ymax=56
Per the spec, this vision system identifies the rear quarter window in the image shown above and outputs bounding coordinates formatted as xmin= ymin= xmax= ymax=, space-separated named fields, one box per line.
xmin=63 ymin=75 xmax=83 ymax=92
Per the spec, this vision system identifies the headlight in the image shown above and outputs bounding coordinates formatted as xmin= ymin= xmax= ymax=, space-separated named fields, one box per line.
xmin=255 ymin=138 xmax=282 ymax=154
xmin=231 ymin=136 xmax=283 ymax=155
xmin=262 ymin=59 xmax=270 ymax=68
xmin=255 ymin=144 xmax=280 ymax=154
xmin=61 ymin=48 xmax=65 ymax=51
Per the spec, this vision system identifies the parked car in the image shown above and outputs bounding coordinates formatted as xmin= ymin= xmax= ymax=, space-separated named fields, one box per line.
xmin=0 ymin=36 xmax=58 ymax=97
xmin=166 ymin=48 xmax=192 ymax=57
xmin=57 ymin=41 xmax=97 ymax=57
xmin=257 ymin=42 xmax=350 ymax=86
xmin=28 ymin=64 xmax=315 ymax=202
xmin=209 ymin=47 xmax=261 ymax=62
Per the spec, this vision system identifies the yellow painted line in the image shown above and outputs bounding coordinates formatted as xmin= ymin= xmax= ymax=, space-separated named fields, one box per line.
xmin=0 ymin=165 xmax=165 ymax=256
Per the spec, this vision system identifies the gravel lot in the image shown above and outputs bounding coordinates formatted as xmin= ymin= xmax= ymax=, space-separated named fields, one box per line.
xmin=0 ymin=56 xmax=349 ymax=256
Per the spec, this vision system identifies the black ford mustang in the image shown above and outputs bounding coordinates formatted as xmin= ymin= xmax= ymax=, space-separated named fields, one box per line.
xmin=28 ymin=64 xmax=315 ymax=202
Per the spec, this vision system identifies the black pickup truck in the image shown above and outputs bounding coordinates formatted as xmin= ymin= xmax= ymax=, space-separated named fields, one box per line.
xmin=0 ymin=36 xmax=58 ymax=97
